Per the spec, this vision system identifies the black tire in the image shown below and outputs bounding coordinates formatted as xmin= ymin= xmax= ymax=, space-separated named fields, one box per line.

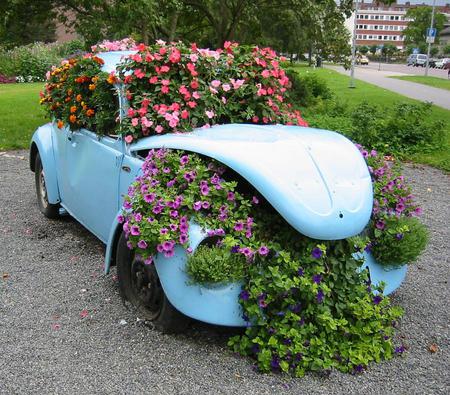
xmin=35 ymin=152 xmax=60 ymax=219
xmin=116 ymin=233 xmax=190 ymax=333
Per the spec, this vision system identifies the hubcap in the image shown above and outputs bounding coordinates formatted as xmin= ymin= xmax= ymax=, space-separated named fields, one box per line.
xmin=130 ymin=257 xmax=163 ymax=319
xmin=39 ymin=169 xmax=48 ymax=208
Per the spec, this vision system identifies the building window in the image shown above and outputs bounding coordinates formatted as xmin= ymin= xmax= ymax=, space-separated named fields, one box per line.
xmin=363 ymin=35 xmax=367 ymax=39
xmin=384 ymin=35 xmax=388 ymax=40
xmin=378 ymin=35 xmax=382 ymax=40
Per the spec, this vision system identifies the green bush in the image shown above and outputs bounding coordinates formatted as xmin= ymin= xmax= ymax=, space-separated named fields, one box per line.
xmin=0 ymin=40 xmax=86 ymax=81
xmin=371 ymin=216 xmax=429 ymax=266
xmin=186 ymin=245 xmax=246 ymax=284
xmin=286 ymin=69 xmax=332 ymax=107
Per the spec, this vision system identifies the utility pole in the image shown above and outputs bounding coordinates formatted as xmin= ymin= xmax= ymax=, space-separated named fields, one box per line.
xmin=425 ymin=0 xmax=436 ymax=77
xmin=349 ymin=0 xmax=359 ymax=89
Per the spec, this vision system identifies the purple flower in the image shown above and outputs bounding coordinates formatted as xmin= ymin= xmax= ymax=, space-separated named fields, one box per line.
xmin=215 ymin=228 xmax=225 ymax=236
xmin=186 ymin=247 xmax=193 ymax=254
xmin=218 ymin=213 xmax=228 ymax=221
xmin=270 ymin=357 xmax=280 ymax=371
xmin=144 ymin=257 xmax=153 ymax=265
xmin=140 ymin=184 xmax=149 ymax=194
xmin=126 ymin=241 xmax=133 ymax=249
xmin=117 ymin=214 xmax=124 ymax=223
xmin=170 ymin=210 xmax=179 ymax=218
xmin=373 ymin=295 xmax=383 ymax=305
xmin=152 ymin=205 xmax=163 ymax=214
xmin=193 ymin=201 xmax=202 ymax=211
xmin=396 ymin=233 xmax=404 ymax=240
xmin=166 ymin=179 xmax=176 ymax=187
xmin=311 ymin=247 xmax=323 ymax=259
xmin=123 ymin=201 xmax=132 ymax=210
xmin=180 ymin=216 xmax=188 ymax=224
xmin=231 ymin=245 xmax=240 ymax=253
xmin=163 ymin=241 xmax=175 ymax=251
xmin=146 ymin=216 xmax=154 ymax=223
xmin=169 ymin=224 xmax=178 ymax=231
xmin=239 ymin=290 xmax=250 ymax=301
xmin=144 ymin=193 xmax=155 ymax=203
xmin=179 ymin=234 xmax=188 ymax=243
xmin=252 ymin=196 xmax=259 ymax=204
xmin=227 ymin=191 xmax=235 ymax=201
xmin=312 ymin=274 xmax=322 ymax=284
xmin=297 ymin=267 xmax=304 ymax=276
xmin=164 ymin=249 xmax=175 ymax=258
xmin=134 ymin=213 xmax=142 ymax=222
xmin=180 ymin=155 xmax=189 ymax=165
xmin=316 ymin=289 xmax=324 ymax=303
xmin=201 ymin=201 xmax=210 ymax=209
xmin=234 ymin=221 xmax=244 ymax=231
xmin=137 ymin=240 xmax=148 ymax=249
xmin=180 ymin=223 xmax=189 ymax=233
xmin=395 ymin=345 xmax=406 ymax=354
xmin=354 ymin=364 xmax=364 ymax=374
xmin=156 ymin=244 xmax=164 ymax=253
xmin=163 ymin=167 xmax=171 ymax=173
xmin=130 ymin=225 xmax=140 ymax=236
xmin=375 ymin=220 xmax=385 ymax=230
xmin=160 ymin=228 xmax=168 ymax=235
xmin=258 ymin=246 xmax=269 ymax=256
xmin=239 ymin=247 xmax=253 ymax=258
xmin=200 ymin=185 xmax=210 ymax=196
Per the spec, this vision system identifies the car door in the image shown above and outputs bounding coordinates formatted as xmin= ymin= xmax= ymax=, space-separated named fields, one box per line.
xmin=60 ymin=129 xmax=124 ymax=242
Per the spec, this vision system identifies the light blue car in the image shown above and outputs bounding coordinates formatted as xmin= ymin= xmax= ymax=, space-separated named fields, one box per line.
xmin=30 ymin=52 xmax=407 ymax=333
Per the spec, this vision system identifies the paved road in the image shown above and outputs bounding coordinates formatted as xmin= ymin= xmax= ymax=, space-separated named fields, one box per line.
xmin=362 ymin=62 xmax=449 ymax=79
xmin=328 ymin=65 xmax=450 ymax=110
xmin=0 ymin=151 xmax=449 ymax=394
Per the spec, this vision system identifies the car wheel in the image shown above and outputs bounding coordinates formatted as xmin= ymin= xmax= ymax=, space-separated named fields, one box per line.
xmin=35 ymin=152 xmax=60 ymax=219
xmin=116 ymin=233 xmax=190 ymax=333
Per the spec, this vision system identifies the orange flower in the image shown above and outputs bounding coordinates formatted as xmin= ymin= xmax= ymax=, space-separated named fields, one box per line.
xmin=76 ymin=94 xmax=82 ymax=102
xmin=70 ymin=105 xmax=77 ymax=113
xmin=69 ymin=115 xmax=77 ymax=123
xmin=93 ymin=56 xmax=104 ymax=65
xmin=64 ymin=96 xmax=71 ymax=103
xmin=67 ymin=88 xmax=73 ymax=96
xmin=82 ymin=104 xmax=88 ymax=111
xmin=91 ymin=76 xmax=99 ymax=83
xmin=86 ymin=109 xmax=95 ymax=117
xmin=57 ymin=120 xmax=64 ymax=129
xmin=107 ymin=75 xmax=118 ymax=84
xmin=89 ymin=84 xmax=96 ymax=91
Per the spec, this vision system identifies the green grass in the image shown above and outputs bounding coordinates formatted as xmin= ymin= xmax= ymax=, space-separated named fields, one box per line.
xmin=388 ymin=75 xmax=450 ymax=91
xmin=291 ymin=66 xmax=450 ymax=171
xmin=0 ymin=83 xmax=47 ymax=150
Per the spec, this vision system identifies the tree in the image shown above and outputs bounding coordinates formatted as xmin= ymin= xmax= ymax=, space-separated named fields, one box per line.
xmin=358 ymin=45 xmax=369 ymax=55
xmin=443 ymin=44 xmax=450 ymax=55
xmin=430 ymin=46 xmax=439 ymax=57
xmin=369 ymin=44 xmax=378 ymax=54
xmin=402 ymin=6 xmax=446 ymax=47
xmin=0 ymin=0 xmax=56 ymax=47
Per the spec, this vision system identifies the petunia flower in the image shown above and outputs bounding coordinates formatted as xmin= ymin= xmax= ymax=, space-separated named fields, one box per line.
xmin=311 ymin=247 xmax=323 ymax=259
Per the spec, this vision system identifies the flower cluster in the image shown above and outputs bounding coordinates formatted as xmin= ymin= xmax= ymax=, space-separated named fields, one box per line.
xmin=91 ymin=38 xmax=139 ymax=52
xmin=123 ymin=149 xmax=406 ymax=376
xmin=358 ymin=146 xmax=428 ymax=265
xmin=40 ymin=55 xmax=118 ymax=134
xmin=116 ymin=40 xmax=308 ymax=143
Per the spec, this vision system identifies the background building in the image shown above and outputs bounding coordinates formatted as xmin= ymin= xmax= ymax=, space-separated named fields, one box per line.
xmin=347 ymin=1 xmax=450 ymax=51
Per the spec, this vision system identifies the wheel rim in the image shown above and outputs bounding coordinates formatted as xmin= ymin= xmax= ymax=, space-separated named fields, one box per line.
xmin=38 ymin=169 xmax=48 ymax=208
xmin=130 ymin=256 xmax=163 ymax=320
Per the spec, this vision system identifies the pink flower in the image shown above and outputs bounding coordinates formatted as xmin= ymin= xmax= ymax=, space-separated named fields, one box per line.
xmin=149 ymin=76 xmax=158 ymax=84
xmin=125 ymin=135 xmax=133 ymax=144
xmin=160 ymin=65 xmax=170 ymax=73
xmin=161 ymin=86 xmax=169 ymax=94
xmin=192 ymin=91 xmax=200 ymax=99
xmin=169 ymin=48 xmax=181 ymax=63
xmin=131 ymin=118 xmax=139 ymax=126
xmin=211 ymin=80 xmax=221 ymax=88
xmin=141 ymin=117 xmax=153 ymax=128
xmin=205 ymin=110 xmax=215 ymax=119
xmin=181 ymin=110 xmax=189 ymax=119
xmin=261 ymin=69 xmax=270 ymax=78
xmin=155 ymin=125 xmax=164 ymax=134
xmin=222 ymin=83 xmax=231 ymax=92
xmin=161 ymin=79 xmax=170 ymax=86
xmin=230 ymin=78 xmax=245 ymax=89
xmin=190 ymin=53 xmax=198 ymax=62
xmin=134 ymin=69 xmax=145 ymax=79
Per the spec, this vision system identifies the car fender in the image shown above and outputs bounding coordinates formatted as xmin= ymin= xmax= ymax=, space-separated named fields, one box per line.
xmin=30 ymin=123 xmax=60 ymax=204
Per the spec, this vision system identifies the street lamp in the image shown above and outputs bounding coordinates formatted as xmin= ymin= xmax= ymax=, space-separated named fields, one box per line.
xmin=349 ymin=0 xmax=360 ymax=88
xmin=425 ymin=0 xmax=436 ymax=77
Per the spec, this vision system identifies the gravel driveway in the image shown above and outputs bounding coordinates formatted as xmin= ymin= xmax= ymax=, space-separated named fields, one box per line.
xmin=0 ymin=151 xmax=449 ymax=395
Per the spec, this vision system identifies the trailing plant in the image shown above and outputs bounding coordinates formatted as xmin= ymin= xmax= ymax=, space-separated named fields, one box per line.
xmin=186 ymin=245 xmax=246 ymax=284
xmin=121 ymin=148 xmax=414 ymax=376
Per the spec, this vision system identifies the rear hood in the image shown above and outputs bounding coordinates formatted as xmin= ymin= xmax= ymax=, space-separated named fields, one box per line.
xmin=130 ymin=124 xmax=373 ymax=240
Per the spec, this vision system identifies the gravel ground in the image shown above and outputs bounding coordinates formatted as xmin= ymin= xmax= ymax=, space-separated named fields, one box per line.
xmin=0 ymin=151 xmax=449 ymax=395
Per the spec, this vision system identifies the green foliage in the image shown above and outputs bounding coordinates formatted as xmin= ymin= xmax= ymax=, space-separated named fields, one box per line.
xmin=443 ymin=45 xmax=450 ymax=55
xmin=0 ymin=40 xmax=86 ymax=81
xmin=186 ymin=245 xmax=246 ymax=284
xmin=370 ymin=217 xmax=429 ymax=266
xmin=358 ymin=46 xmax=369 ymax=55
xmin=348 ymin=101 xmax=445 ymax=155
xmin=285 ymin=70 xmax=332 ymax=107
xmin=403 ymin=6 xmax=446 ymax=47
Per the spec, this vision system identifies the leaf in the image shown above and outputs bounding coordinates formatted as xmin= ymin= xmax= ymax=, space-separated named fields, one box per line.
xmin=428 ymin=343 xmax=438 ymax=353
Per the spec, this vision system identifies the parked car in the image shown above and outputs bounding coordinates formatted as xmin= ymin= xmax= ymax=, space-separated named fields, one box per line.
xmin=435 ymin=58 xmax=450 ymax=69
xmin=407 ymin=53 xmax=428 ymax=67
xmin=356 ymin=55 xmax=369 ymax=65
xmin=30 ymin=51 xmax=407 ymax=332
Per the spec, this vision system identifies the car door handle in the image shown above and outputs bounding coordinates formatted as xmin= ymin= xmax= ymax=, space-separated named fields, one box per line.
xmin=68 ymin=135 xmax=72 ymax=141
xmin=121 ymin=165 xmax=131 ymax=173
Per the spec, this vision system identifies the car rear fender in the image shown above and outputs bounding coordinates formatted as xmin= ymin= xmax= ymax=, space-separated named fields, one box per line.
xmin=30 ymin=123 xmax=60 ymax=204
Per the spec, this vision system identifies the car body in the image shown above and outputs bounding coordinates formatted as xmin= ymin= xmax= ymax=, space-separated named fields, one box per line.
xmin=407 ymin=53 xmax=428 ymax=67
xmin=30 ymin=51 xmax=407 ymax=328
xmin=356 ymin=55 xmax=369 ymax=65
xmin=435 ymin=58 xmax=450 ymax=68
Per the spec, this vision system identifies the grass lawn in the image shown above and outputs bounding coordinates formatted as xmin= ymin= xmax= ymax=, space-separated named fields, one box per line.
xmin=291 ymin=65 xmax=450 ymax=171
xmin=0 ymin=83 xmax=47 ymax=150
xmin=388 ymin=75 xmax=450 ymax=92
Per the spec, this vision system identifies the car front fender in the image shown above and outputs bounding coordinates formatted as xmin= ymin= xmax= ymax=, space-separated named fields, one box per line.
xmin=30 ymin=123 xmax=60 ymax=204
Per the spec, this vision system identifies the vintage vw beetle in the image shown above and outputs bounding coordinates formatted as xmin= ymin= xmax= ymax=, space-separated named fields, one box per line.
xmin=30 ymin=51 xmax=407 ymax=332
